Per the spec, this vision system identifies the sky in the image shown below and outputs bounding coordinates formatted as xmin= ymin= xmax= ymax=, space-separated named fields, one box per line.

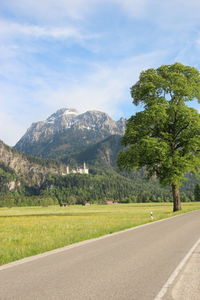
xmin=1 ymin=0 xmax=200 ymax=146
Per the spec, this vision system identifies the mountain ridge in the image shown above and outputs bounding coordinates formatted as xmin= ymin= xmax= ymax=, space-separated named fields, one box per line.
xmin=61 ymin=135 xmax=123 ymax=168
xmin=14 ymin=108 xmax=126 ymax=158
xmin=0 ymin=139 xmax=69 ymax=190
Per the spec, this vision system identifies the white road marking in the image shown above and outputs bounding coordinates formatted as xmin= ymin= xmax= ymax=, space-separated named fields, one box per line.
xmin=154 ymin=236 xmax=200 ymax=300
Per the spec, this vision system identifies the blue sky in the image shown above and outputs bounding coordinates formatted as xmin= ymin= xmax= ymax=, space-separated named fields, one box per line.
xmin=1 ymin=0 xmax=200 ymax=145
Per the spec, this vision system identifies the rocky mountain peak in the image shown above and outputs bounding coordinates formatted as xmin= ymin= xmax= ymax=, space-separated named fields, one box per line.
xmin=14 ymin=108 xmax=126 ymax=158
xmin=116 ymin=117 xmax=126 ymax=134
xmin=47 ymin=108 xmax=79 ymax=124
xmin=48 ymin=108 xmax=79 ymax=120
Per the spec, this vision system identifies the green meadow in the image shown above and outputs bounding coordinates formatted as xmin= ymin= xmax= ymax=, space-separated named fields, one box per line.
xmin=1 ymin=202 xmax=200 ymax=266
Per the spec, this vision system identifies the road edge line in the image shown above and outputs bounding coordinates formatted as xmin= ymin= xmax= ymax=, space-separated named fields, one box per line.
xmin=154 ymin=236 xmax=200 ymax=300
xmin=0 ymin=209 xmax=199 ymax=272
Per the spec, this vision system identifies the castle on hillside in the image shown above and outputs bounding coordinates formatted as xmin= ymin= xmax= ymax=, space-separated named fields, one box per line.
xmin=62 ymin=163 xmax=89 ymax=175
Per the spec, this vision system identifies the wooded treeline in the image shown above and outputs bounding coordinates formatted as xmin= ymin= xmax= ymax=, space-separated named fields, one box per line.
xmin=0 ymin=167 xmax=199 ymax=207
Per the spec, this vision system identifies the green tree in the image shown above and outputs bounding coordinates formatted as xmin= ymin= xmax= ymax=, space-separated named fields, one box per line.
xmin=194 ymin=184 xmax=200 ymax=201
xmin=118 ymin=63 xmax=200 ymax=211
xmin=67 ymin=196 xmax=77 ymax=205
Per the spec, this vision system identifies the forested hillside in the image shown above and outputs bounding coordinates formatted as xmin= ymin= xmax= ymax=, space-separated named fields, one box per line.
xmin=1 ymin=162 xmax=198 ymax=207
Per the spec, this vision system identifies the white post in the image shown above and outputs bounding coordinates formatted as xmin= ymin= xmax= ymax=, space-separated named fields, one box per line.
xmin=66 ymin=166 xmax=69 ymax=174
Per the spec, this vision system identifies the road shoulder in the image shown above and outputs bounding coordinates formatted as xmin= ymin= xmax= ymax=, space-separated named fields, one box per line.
xmin=163 ymin=243 xmax=200 ymax=300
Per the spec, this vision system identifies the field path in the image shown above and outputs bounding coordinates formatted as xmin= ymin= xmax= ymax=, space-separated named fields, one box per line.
xmin=1 ymin=210 xmax=200 ymax=300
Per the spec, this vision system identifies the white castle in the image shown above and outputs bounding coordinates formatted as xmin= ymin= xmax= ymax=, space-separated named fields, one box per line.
xmin=62 ymin=163 xmax=89 ymax=175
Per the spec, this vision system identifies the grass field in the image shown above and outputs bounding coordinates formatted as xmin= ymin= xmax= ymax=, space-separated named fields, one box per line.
xmin=1 ymin=202 xmax=200 ymax=266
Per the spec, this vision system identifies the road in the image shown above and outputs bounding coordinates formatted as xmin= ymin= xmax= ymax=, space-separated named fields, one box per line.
xmin=0 ymin=210 xmax=200 ymax=300
xmin=163 ymin=242 xmax=200 ymax=299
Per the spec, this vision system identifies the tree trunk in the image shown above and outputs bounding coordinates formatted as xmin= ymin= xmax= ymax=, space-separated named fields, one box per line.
xmin=171 ymin=184 xmax=181 ymax=212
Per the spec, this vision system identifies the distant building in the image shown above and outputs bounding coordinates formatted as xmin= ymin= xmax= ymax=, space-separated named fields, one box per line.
xmin=106 ymin=200 xmax=118 ymax=205
xmin=106 ymin=200 xmax=114 ymax=205
xmin=62 ymin=163 xmax=89 ymax=175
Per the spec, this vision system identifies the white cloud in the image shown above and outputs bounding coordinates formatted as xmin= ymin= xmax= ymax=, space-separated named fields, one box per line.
xmin=114 ymin=0 xmax=200 ymax=20
xmin=112 ymin=0 xmax=150 ymax=18
xmin=0 ymin=48 xmax=166 ymax=147
xmin=35 ymin=51 xmax=166 ymax=117
xmin=0 ymin=20 xmax=83 ymax=40
xmin=2 ymin=0 xmax=97 ymax=21
xmin=1 ymin=0 xmax=200 ymax=147
xmin=2 ymin=1 xmax=200 ymax=44
xmin=4 ymin=0 xmax=200 ymax=22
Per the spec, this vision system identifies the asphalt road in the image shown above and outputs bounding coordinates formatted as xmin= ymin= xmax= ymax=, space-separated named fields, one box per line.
xmin=1 ymin=210 xmax=200 ymax=300
xmin=163 ymin=242 xmax=200 ymax=300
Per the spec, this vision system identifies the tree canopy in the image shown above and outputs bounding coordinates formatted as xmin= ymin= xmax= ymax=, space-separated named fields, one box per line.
xmin=118 ymin=63 xmax=200 ymax=211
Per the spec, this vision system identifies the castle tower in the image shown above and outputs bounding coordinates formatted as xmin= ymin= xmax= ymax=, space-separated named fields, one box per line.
xmin=83 ymin=162 xmax=89 ymax=174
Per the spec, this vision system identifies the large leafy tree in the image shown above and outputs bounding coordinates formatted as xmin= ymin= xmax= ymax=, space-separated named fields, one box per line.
xmin=118 ymin=63 xmax=200 ymax=211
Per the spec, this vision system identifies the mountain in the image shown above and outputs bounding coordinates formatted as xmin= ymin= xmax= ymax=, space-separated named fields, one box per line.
xmin=62 ymin=135 xmax=123 ymax=168
xmin=15 ymin=108 xmax=126 ymax=158
xmin=0 ymin=140 xmax=69 ymax=191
